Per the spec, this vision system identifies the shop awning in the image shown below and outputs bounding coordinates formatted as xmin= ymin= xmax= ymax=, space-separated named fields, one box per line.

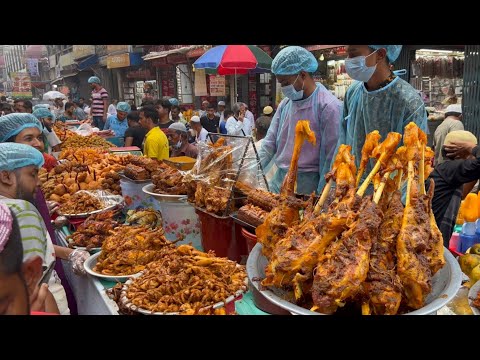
xmin=50 ymin=72 xmax=78 ymax=84
xmin=77 ymin=54 xmax=98 ymax=71
xmin=143 ymin=45 xmax=206 ymax=61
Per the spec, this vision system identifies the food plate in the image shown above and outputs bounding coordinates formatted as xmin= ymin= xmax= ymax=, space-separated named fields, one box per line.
xmin=58 ymin=191 xmax=124 ymax=219
xmin=142 ymin=184 xmax=188 ymax=203
xmin=58 ymin=202 xmax=121 ymax=219
xmin=247 ymin=243 xmax=462 ymax=315
xmin=83 ymin=252 xmax=142 ymax=283
xmin=119 ymin=268 xmax=248 ymax=315
xmin=468 ymin=280 xmax=480 ymax=315
xmin=70 ymin=245 xmax=102 ymax=253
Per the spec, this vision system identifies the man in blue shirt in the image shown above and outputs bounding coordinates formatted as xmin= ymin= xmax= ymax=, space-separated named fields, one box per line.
xmin=104 ymin=101 xmax=131 ymax=137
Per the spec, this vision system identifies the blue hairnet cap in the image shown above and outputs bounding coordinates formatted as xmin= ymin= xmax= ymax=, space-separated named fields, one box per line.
xmin=0 ymin=143 xmax=44 ymax=171
xmin=369 ymin=45 xmax=403 ymax=63
xmin=116 ymin=102 xmax=131 ymax=112
xmin=272 ymin=46 xmax=318 ymax=75
xmin=168 ymin=98 xmax=179 ymax=106
xmin=0 ymin=113 xmax=43 ymax=142
xmin=32 ymin=108 xmax=55 ymax=121
xmin=88 ymin=76 xmax=101 ymax=84
xmin=32 ymin=104 xmax=50 ymax=112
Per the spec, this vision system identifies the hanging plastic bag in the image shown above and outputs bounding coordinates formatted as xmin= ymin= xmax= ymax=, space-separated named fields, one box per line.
xmin=75 ymin=123 xmax=99 ymax=137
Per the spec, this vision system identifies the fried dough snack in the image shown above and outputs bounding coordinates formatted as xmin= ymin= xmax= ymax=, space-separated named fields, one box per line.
xmin=61 ymin=134 xmax=115 ymax=150
xmin=59 ymin=191 xmax=105 ymax=215
xmin=125 ymin=244 xmax=246 ymax=314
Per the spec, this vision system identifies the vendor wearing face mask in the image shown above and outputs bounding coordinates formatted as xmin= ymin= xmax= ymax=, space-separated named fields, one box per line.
xmin=339 ymin=45 xmax=427 ymax=183
xmin=258 ymin=46 xmax=342 ymax=194
xmin=167 ymin=122 xmax=199 ymax=159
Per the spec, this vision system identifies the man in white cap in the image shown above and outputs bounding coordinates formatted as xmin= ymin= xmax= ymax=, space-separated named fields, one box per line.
xmin=190 ymin=116 xmax=208 ymax=144
xmin=433 ymin=104 xmax=463 ymax=166
xmin=216 ymin=101 xmax=226 ymax=123
xmin=263 ymin=105 xmax=274 ymax=117
xmin=168 ymin=122 xmax=199 ymax=158
xmin=198 ymin=100 xmax=209 ymax=118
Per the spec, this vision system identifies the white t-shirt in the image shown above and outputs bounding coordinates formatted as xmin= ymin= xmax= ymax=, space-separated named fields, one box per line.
xmin=195 ymin=127 xmax=209 ymax=143
xmin=226 ymin=116 xmax=252 ymax=136
xmin=45 ymin=130 xmax=62 ymax=153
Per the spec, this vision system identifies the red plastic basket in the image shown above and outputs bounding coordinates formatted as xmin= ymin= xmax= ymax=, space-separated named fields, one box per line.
xmin=195 ymin=208 xmax=248 ymax=263
xmin=241 ymin=227 xmax=257 ymax=254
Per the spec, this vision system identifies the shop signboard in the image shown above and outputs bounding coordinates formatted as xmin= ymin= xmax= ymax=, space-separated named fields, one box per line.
xmin=126 ymin=68 xmax=153 ymax=79
xmin=194 ymin=69 xmax=208 ymax=96
xmin=26 ymin=58 xmax=39 ymax=77
xmin=209 ymin=75 xmax=225 ymax=96
xmin=107 ymin=53 xmax=130 ymax=69
xmin=73 ymin=45 xmax=96 ymax=60
xmin=161 ymin=71 xmax=176 ymax=97
xmin=107 ymin=45 xmax=131 ymax=54
xmin=11 ymin=72 xmax=32 ymax=98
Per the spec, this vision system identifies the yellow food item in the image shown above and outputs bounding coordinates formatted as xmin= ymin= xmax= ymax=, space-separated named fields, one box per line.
xmin=458 ymin=254 xmax=480 ymax=278
xmin=470 ymin=264 xmax=480 ymax=284
xmin=456 ymin=200 xmax=465 ymax=225
xmin=463 ymin=193 xmax=478 ymax=222
xmin=470 ymin=243 xmax=480 ymax=255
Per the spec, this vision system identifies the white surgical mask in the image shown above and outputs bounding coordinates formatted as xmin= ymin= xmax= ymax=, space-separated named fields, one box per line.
xmin=281 ymin=74 xmax=304 ymax=101
xmin=345 ymin=51 xmax=377 ymax=83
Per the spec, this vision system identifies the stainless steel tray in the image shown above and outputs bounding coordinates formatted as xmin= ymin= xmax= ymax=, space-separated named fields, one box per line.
xmin=247 ymin=243 xmax=462 ymax=315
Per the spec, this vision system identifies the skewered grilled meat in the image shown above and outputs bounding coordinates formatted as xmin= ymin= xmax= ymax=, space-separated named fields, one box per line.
xmin=256 ymin=121 xmax=316 ymax=258
xmin=312 ymin=198 xmax=383 ymax=314
xmin=362 ymin=190 xmax=403 ymax=315
xmin=237 ymin=204 xmax=269 ymax=227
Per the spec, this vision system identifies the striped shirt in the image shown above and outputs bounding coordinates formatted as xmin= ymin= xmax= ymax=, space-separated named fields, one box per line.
xmin=0 ymin=197 xmax=55 ymax=267
xmin=91 ymin=87 xmax=109 ymax=117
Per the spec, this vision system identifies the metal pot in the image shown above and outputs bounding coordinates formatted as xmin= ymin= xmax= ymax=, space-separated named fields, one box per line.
xmin=247 ymin=243 xmax=462 ymax=315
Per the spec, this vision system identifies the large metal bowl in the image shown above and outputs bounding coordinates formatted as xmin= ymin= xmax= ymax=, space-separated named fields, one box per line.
xmin=247 ymin=243 xmax=462 ymax=315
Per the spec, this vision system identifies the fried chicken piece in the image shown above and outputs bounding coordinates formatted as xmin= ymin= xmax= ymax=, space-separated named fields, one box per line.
xmin=256 ymin=120 xmax=316 ymax=258
xmin=396 ymin=163 xmax=432 ymax=310
xmin=362 ymin=190 xmax=403 ymax=315
xmin=356 ymin=130 xmax=381 ymax=187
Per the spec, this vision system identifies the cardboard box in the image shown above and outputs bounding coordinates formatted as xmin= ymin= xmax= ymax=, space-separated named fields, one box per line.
xmin=164 ymin=156 xmax=196 ymax=171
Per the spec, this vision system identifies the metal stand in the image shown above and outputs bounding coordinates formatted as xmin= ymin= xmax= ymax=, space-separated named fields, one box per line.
xmin=206 ymin=132 xmax=269 ymax=217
